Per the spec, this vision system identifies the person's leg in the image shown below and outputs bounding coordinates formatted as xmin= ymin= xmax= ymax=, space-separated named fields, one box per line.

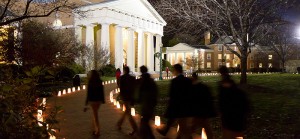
xmin=140 ymin=115 xmax=155 ymax=139
xmin=126 ymin=105 xmax=138 ymax=134
xmin=90 ymin=102 xmax=101 ymax=134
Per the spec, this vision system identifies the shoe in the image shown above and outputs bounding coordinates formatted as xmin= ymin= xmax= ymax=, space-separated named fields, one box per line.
xmin=92 ymin=131 xmax=100 ymax=136
xmin=128 ymin=130 xmax=136 ymax=136
xmin=156 ymin=128 xmax=167 ymax=136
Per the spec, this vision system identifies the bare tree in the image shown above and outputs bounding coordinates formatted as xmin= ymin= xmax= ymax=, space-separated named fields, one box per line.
xmin=153 ymin=0 xmax=294 ymax=84
xmin=260 ymin=24 xmax=300 ymax=72
xmin=78 ymin=43 xmax=110 ymax=72
xmin=0 ymin=0 xmax=80 ymax=26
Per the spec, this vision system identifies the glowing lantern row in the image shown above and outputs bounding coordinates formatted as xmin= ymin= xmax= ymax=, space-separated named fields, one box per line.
xmin=58 ymin=91 xmax=61 ymax=96
xmin=131 ymin=108 xmax=135 ymax=116
xmin=83 ymin=85 xmax=86 ymax=90
xmin=122 ymin=105 xmax=126 ymax=111
xmin=42 ymin=98 xmax=46 ymax=106
xmin=72 ymin=87 xmax=76 ymax=92
xmin=155 ymin=116 xmax=160 ymax=126
xmin=202 ymin=128 xmax=207 ymax=139
xmin=77 ymin=86 xmax=80 ymax=91
xmin=63 ymin=89 xmax=66 ymax=95
xmin=113 ymin=99 xmax=117 ymax=106
xmin=117 ymin=101 xmax=120 ymax=109
xmin=37 ymin=109 xmax=43 ymax=126
xmin=68 ymin=88 xmax=71 ymax=93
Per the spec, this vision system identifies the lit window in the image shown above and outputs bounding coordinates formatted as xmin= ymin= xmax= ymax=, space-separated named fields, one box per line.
xmin=207 ymin=53 xmax=211 ymax=60
xmin=207 ymin=62 xmax=211 ymax=68
xmin=226 ymin=62 xmax=230 ymax=67
xmin=259 ymin=63 xmax=263 ymax=68
xmin=250 ymin=63 xmax=254 ymax=68
xmin=268 ymin=55 xmax=272 ymax=60
xmin=268 ymin=63 xmax=272 ymax=68
xmin=226 ymin=54 xmax=230 ymax=60
xmin=218 ymin=54 xmax=222 ymax=60
xmin=218 ymin=45 xmax=222 ymax=51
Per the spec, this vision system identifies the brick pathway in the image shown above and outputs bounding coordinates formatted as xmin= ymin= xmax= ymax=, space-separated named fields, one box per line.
xmin=47 ymin=83 xmax=177 ymax=139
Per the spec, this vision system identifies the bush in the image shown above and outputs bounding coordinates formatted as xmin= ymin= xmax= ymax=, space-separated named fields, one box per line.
xmin=0 ymin=66 xmax=60 ymax=138
xmin=101 ymin=64 xmax=116 ymax=77
xmin=297 ymin=67 xmax=300 ymax=73
xmin=55 ymin=67 xmax=75 ymax=82
xmin=69 ymin=63 xmax=85 ymax=74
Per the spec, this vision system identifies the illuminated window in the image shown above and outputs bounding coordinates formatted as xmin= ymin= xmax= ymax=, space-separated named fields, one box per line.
xmin=207 ymin=62 xmax=211 ymax=68
xmin=226 ymin=54 xmax=230 ymax=60
xmin=268 ymin=55 xmax=272 ymax=60
xmin=207 ymin=53 xmax=211 ymax=60
xmin=259 ymin=63 xmax=263 ymax=68
xmin=268 ymin=63 xmax=272 ymax=68
xmin=218 ymin=54 xmax=222 ymax=60
xmin=226 ymin=62 xmax=230 ymax=67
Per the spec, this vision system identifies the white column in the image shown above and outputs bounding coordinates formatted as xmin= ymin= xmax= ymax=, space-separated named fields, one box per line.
xmin=155 ymin=35 xmax=162 ymax=71
xmin=101 ymin=23 xmax=110 ymax=52
xmin=85 ymin=24 xmax=94 ymax=47
xmin=137 ymin=30 xmax=145 ymax=70
xmin=75 ymin=26 xmax=82 ymax=43
xmin=183 ymin=52 xmax=186 ymax=69
xmin=115 ymin=25 xmax=123 ymax=70
xmin=175 ymin=53 xmax=178 ymax=64
xmin=127 ymin=28 xmax=135 ymax=72
xmin=147 ymin=33 xmax=154 ymax=72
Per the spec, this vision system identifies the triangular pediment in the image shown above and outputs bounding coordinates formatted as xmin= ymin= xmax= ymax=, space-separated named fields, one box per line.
xmin=167 ymin=43 xmax=196 ymax=52
xmin=85 ymin=0 xmax=166 ymax=25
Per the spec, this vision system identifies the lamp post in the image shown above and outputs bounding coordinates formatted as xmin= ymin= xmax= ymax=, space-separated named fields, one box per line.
xmin=159 ymin=45 xmax=163 ymax=80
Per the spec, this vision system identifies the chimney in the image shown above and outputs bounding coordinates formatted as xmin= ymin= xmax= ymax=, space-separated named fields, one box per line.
xmin=204 ymin=31 xmax=211 ymax=45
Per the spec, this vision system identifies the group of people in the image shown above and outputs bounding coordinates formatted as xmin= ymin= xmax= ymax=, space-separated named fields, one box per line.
xmin=84 ymin=64 xmax=250 ymax=139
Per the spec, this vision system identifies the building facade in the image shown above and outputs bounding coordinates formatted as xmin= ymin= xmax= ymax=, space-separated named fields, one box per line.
xmin=73 ymin=0 xmax=166 ymax=72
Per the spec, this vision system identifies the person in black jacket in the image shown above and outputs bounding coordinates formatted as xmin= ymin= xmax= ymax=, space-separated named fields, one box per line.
xmin=157 ymin=64 xmax=193 ymax=138
xmin=85 ymin=70 xmax=105 ymax=136
xmin=116 ymin=66 xmax=138 ymax=135
xmin=190 ymin=72 xmax=215 ymax=139
xmin=73 ymin=74 xmax=81 ymax=87
xmin=137 ymin=66 xmax=158 ymax=139
xmin=218 ymin=66 xmax=250 ymax=139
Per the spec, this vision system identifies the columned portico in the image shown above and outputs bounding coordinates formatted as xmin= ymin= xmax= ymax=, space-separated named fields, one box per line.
xmin=137 ymin=30 xmax=145 ymax=71
xmin=115 ymin=25 xmax=123 ymax=70
xmin=127 ymin=28 xmax=135 ymax=72
xmin=74 ymin=0 xmax=166 ymax=73
xmin=147 ymin=33 xmax=154 ymax=71
xmin=100 ymin=23 xmax=110 ymax=52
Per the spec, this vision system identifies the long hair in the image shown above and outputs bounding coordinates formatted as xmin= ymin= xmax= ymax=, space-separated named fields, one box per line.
xmin=88 ymin=70 xmax=101 ymax=86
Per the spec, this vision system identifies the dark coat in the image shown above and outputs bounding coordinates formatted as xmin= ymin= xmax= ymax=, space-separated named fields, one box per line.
xmin=165 ymin=74 xmax=192 ymax=118
xmin=119 ymin=73 xmax=136 ymax=103
xmin=218 ymin=77 xmax=250 ymax=132
xmin=190 ymin=82 xmax=216 ymax=118
xmin=137 ymin=73 xmax=158 ymax=117
xmin=86 ymin=80 xmax=105 ymax=103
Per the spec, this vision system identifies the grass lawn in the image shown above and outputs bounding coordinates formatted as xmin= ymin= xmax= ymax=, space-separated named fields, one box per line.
xmin=153 ymin=73 xmax=300 ymax=138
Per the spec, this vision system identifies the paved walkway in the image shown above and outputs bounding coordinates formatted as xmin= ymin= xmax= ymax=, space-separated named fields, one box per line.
xmin=47 ymin=83 xmax=178 ymax=139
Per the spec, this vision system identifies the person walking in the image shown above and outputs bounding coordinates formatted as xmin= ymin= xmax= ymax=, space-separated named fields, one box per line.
xmin=218 ymin=66 xmax=250 ymax=139
xmin=157 ymin=64 xmax=193 ymax=139
xmin=73 ymin=74 xmax=81 ymax=87
xmin=190 ymin=72 xmax=215 ymax=139
xmin=84 ymin=70 xmax=105 ymax=136
xmin=137 ymin=66 xmax=158 ymax=139
xmin=116 ymin=66 xmax=138 ymax=135
xmin=116 ymin=68 xmax=121 ymax=87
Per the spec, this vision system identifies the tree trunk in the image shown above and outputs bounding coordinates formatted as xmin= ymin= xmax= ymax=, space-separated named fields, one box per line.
xmin=240 ymin=53 xmax=248 ymax=84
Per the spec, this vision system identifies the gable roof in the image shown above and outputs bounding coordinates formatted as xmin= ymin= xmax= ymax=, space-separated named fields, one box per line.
xmin=79 ymin=0 xmax=166 ymax=25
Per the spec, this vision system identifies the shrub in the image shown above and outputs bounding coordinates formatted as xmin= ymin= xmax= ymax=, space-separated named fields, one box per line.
xmin=0 ymin=66 xmax=60 ymax=138
xmin=69 ymin=63 xmax=85 ymax=74
xmin=101 ymin=64 xmax=116 ymax=77
xmin=55 ymin=67 xmax=75 ymax=82
xmin=297 ymin=67 xmax=300 ymax=73
xmin=162 ymin=59 xmax=172 ymax=71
